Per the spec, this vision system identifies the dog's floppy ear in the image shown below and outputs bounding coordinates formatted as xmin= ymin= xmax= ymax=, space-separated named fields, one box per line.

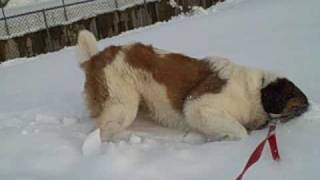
xmin=261 ymin=78 xmax=288 ymax=114
xmin=261 ymin=78 xmax=309 ymax=115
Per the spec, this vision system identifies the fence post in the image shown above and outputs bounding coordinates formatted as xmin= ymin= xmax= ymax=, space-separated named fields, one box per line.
xmin=61 ymin=0 xmax=69 ymax=21
xmin=1 ymin=7 xmax=10 ymax=35
xmin=61 ymin=0 xmax=71 ymax=45
xmin=154 ymin=2 xmax=160 ymax=21
xmin=42 ymin=9 xmax=53 ymax=51
xmin=114 ymin=0 xmax=118 ymax=9
xmin=143 ymin=0 xmax=151 ymax=24
xmin=144 ymin=0 xmax=149 ymax=11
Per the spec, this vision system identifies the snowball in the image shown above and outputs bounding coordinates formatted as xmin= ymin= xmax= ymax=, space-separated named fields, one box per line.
xmin=129 ymin=135 xmax=142 ymax=144
xmin=33 ymin=129 xmax=39 ymax=134
xmin=35 ymin=114 xmax=60 ymax=124
xmin=21 ymin=130 xmax=28 ymax=135
xmin=62 ymin=117 xmax=79 ymax=126
xmin=82 ymin=128 xmax=102 ymax=156
xmin=182 ymin=132 xmax=206 ymax=144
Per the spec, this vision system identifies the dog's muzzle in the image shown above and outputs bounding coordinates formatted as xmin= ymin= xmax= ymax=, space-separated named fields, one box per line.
xmin=270 ymin=104 xmax=309 ymax=123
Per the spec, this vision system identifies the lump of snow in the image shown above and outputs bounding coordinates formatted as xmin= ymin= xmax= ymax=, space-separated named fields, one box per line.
xmin=33 ymin=129 xmax=39 ymax=134
xmin=21 ymin=129 xmax=28 ymax=135
xmin=82 ymin=128 xmax=101 ymax=156
xmin=169 ymin=0 xmax=178 ymax=7
xmin=35 ymin=114 xmax=60 ymax=124
xmin=129 ymin=135 xmax=142 ymax=144
xmin=191 ymin=6 xmax=209 ymax=15
xmin=182 ymin=132 xmax=206 ymax=144
xmin=62 ymin=117 xmax=79 ymax=126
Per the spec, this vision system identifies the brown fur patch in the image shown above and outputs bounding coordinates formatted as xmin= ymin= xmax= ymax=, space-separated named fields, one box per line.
xmin=81 ymin=46 xmax=120 ymax=118
xmin=187 ymin=72 xmax=227 ymax=100
xmin=125 ymin=43 xmax=226 ymax=111
xmin=285 ymin=97 xmax=308 ymax=112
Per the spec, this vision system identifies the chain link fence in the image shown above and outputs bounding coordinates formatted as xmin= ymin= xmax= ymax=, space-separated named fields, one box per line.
xmin=0 ymin=0 xmax=220 ymax=62
xmin=0 ymin=0 xmax=164 ymax=61
xmin=0 ymin=0 xmax=156 ymax=39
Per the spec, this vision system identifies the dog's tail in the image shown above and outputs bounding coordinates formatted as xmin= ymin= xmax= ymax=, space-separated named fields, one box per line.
xmin=77 ymin=30 xmax=98 ymax=64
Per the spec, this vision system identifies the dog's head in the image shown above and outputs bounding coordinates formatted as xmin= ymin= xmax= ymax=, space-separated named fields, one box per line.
xmin=261 ymin=78 xmax=309 ymax=122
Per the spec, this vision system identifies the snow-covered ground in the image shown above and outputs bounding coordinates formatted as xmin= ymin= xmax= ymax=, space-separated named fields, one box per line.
xmin=0 ymin=0 xmax=320 ymax=179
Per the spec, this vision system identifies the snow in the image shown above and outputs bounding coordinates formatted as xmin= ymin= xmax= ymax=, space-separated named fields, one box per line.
xmin=0 ymin=0 xmax=320 ymax=179
xmin=129 ymin=135 xmax=142 ymax=144
xmin=62 ymin=117 xmax=79 ymax=126
xmin=169 ymin=0 xmax=181 ymax=10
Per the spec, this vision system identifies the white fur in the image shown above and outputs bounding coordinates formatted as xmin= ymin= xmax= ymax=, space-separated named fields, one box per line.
xmin=184 ymin=57 xmax=271 ymax=140
xmin=77 ymin=30 xmax=98 ymax=64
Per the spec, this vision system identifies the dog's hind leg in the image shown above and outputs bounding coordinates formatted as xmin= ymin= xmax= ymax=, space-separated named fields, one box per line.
xmin=97 ymin=91 xmax=140 ymax=142
xmin=96 ymin=71 xmax=140 ymax=142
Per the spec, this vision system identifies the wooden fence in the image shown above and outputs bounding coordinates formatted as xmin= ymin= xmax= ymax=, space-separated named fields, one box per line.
xmin=0 ymin=0 xmax=223 ymax=62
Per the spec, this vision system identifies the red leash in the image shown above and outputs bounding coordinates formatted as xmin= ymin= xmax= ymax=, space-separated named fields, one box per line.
xmin=236 ymin=122 xmax=280 ymax=180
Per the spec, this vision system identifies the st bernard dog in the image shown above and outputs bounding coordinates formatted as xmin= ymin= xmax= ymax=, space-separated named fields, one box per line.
xmin=77 ymin=30 xmax=309 ymax=142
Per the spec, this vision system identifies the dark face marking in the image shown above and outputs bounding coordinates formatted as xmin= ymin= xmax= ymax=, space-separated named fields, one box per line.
xmin=261 ymin=78 xmax=309 ymax=121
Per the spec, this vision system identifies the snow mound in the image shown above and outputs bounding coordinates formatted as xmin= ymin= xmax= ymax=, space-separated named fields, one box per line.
xmin=82 ymin=128 xmax=101 ymax=156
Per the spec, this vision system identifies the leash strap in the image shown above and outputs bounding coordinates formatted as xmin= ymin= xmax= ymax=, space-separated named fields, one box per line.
xmin=267 ymin=124 xmax=280 ymax=161
xmin=236 ymin=123 xmax=280 ymax=180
